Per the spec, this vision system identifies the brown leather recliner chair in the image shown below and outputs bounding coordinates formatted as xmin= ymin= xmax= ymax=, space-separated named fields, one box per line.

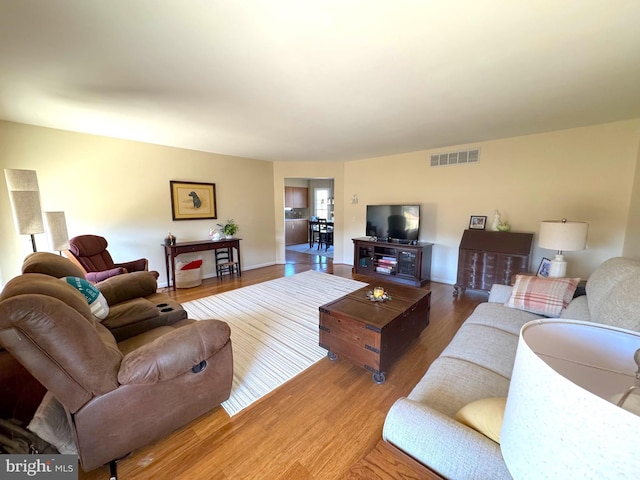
xmin=67 ymin=234 xmax=158 ymax=283
xmin=0 ymin=272 xmax=233 ymax=473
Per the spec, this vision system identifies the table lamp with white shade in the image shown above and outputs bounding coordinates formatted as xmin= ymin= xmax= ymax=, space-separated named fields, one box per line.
xmin=538 ymin=219 xmax=588 ymax=277
xmin=501 ymin=319 xmax=640 ymax=479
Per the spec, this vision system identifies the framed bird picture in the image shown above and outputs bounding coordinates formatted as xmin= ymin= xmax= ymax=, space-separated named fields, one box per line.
xmin=170 ymin=181 xmax=217 ymax=220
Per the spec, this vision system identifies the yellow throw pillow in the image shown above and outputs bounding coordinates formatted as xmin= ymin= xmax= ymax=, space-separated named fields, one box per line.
xmin=455 ymin=397 xmax=507 ymax=443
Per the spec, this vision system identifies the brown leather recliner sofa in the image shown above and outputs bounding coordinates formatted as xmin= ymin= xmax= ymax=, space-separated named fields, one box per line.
xmin=2 ymin=252 xmax=189 ymax=423
xmin=22 ymin=252 xmax=184 ymax=341
xmin=0 ymin=269 xmax=233 ymax=473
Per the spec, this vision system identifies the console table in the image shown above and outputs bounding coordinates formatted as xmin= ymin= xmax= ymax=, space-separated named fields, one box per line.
xmin=162 ymin=239 xmax=242 ymax=290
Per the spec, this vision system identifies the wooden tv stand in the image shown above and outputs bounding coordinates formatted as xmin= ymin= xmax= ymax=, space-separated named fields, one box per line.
xmin=352 ymin=237 xmax=432 ymax=287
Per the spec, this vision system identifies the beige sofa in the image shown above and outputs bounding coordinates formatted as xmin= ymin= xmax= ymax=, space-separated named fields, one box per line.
xmin=383 ymin=257 xmax=640 ymax=479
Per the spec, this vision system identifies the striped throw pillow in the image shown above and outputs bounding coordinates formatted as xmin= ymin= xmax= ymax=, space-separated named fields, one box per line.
xmin=505 ymin=275 xmax=580 ymax=317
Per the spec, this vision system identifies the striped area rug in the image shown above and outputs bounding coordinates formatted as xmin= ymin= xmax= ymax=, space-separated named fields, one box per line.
xmin=182 ymin=270 xmax=368 ymax=416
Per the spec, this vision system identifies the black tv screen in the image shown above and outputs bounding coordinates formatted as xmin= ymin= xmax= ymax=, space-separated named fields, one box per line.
xmin=366 ymin=205 xmax=420 ymax=242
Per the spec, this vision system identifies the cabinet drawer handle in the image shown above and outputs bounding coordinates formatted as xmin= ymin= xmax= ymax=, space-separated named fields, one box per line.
xmin=403 ymin=305 xmax=417 ymax=317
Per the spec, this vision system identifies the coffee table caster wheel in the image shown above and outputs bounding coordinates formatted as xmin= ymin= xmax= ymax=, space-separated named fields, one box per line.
xmin=327 ymin=351 xmax=338 ymax=361
xmin=373 ymin=372 xmax=386 ymax=384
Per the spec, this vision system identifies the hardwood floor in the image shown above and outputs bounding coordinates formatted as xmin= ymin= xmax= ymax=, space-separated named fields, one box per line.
xmin=79 ymin=250 xmax=486 ymax=480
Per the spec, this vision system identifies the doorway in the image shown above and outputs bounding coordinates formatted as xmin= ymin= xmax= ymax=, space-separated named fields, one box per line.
xmin=284 ymin=178 xmax=334 ymax=264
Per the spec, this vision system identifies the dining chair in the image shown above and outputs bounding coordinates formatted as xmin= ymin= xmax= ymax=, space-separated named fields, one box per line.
xmin=215 ymin=248 xmax=239 ymax=278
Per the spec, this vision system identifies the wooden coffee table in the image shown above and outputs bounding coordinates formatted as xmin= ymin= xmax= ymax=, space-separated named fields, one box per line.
xmin=319 ymin=280 xmax=430 ymax=384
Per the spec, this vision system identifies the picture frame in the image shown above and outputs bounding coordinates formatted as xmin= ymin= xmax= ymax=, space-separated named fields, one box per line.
xmin=469 ymin=215 xmax=487 ymax=230
xmin=537 ymin=257 xmax=551 ymax=277
xmin=170 ymin=181 xmax=217 ymax=221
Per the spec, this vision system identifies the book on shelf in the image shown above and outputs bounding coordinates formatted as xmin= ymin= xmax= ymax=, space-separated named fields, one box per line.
xmin=376 ymin=266 xmax=395 ymax=274
xmin=377 ymin=258 xmax=397 ymax=265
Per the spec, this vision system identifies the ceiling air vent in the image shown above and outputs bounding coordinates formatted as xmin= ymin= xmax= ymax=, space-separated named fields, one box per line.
xmin=430 ymin=148 xmax=480 ymax=167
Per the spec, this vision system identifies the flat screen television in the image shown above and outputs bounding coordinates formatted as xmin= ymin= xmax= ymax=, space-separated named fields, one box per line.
xmin=366 ymin=204 xmax=420 ymax=243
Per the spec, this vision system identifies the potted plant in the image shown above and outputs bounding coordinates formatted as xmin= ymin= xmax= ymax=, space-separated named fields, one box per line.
xmin=218 ymin=219 xmax=239 ymax=238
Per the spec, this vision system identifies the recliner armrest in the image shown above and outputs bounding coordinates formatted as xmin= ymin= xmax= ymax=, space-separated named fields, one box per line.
xmin=115 ymin=258 xmax=148 ymax=273
xmin=86 ymin=267 xmax=126 ymax=283
xmin=117 ymin=320 xmax=231 ymax=385
xmin=101 ymin=298 xmax=159 ymax=331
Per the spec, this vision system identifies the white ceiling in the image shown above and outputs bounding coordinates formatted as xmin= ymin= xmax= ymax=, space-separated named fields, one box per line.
xmin=1 ymin=1 xmax=640 ymax=162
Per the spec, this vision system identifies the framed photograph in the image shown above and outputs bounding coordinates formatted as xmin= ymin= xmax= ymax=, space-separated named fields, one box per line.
xmin=170 ymin=181 xmax=217 ymax=221
xmin=537 ymin=257 xmax=551 ymax=277
xmin=469 ymin=215 xmax=487 ymax=230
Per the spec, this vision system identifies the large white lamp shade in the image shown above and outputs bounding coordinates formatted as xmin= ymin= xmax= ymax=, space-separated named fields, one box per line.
xmin=44 ymin=211 xmax=70 ymax=253
xmin=501 ymin=319 xmax=640 ymax=479
xmin=538 ymin=220 xmax=588 ymax=277
xmin=4 ymin=169 xmax=44 ymax=252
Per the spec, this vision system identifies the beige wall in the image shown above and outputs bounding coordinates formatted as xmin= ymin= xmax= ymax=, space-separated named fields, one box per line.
xmin=340 ymin=120 xmax=640 ymax=283
xmin=0 ymin=121 xmax=276 ymax=286
xmin=623 ymin=135 xmax=640 ymax=259
xmin=3 ymin=119 xmax=640 ymax=288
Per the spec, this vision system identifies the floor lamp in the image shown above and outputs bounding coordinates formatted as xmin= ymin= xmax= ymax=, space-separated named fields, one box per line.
xmin=44 ymin=211 xmax=70 ymax=254
xmin=4 ymin=169 xmax=44 ymax=252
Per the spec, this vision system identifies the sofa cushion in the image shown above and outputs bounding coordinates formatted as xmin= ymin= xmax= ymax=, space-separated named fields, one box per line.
xmin=455 ymin=397 xmax=506 ymax=443
xmin=505 ymin=275 xmax=579 ymax=317
xmin=96 ymin=271 xmax=157 ymax=306
xmin=464 ymin=302 xmax=541 ymax=336
xmin=408 ymin=356 xmax=512 ymax=417
xmin=560 ymin=295 xmax=591 ymax=321
xmin=439 ymin=323 xmax=521 ymax=379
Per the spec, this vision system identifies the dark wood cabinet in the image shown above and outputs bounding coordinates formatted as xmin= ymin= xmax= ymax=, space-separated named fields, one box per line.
xmin=454 ymin=230 xmax=533 ymax=297
xmin=285 ymin=219 xmax=309 ymax=245
xmin=352 ymin=237 xmax=432 ymax=287
xmin=284 ymin=187 xmax=308 ymax=208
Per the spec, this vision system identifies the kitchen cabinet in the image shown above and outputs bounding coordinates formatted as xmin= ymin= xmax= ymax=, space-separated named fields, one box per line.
xmin=285 ymin=187 xmax=308 ymax=208
xmin=285 ymin=219 xmax=309 ymax=245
